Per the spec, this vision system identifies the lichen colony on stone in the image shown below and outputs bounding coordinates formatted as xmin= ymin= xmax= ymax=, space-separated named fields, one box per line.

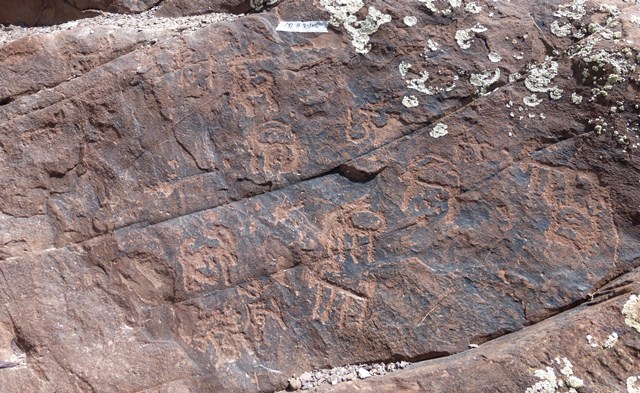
xmin=320 ymin=0 xmax=391 ymax=54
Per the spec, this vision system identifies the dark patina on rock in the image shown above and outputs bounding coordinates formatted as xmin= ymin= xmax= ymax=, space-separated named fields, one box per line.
xmin=0 ymin=0 xmax=639 ymax=392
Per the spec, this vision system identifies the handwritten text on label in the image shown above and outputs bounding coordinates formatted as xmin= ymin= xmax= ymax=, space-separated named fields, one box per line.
xmin=276 ymin=21 xmax=329 ymax=33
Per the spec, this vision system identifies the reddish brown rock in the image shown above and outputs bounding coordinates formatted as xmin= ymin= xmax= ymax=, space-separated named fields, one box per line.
xmin=155 ymin=0 xmax=258 ymax=17
xmin=0 ymin=0 xmax=159 ymax=26
xmin=0 ymin=0 xmax=639 ymax=392
xmin=312 ymin=269 xmax=640 ymax=392
xmin=0 ymin=0 xmax=268 ymax=27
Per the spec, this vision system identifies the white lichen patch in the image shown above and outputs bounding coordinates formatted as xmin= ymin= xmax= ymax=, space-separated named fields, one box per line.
xmin=488 ymin=52 xmax=502 ymax=62
xmin=622 ymin=294 xmax=640 ymax=333
xmin=551 ymin=21 xmax=572 ymax=37
xmin=553 ymin=0 xmax=586 ymax=21
xmin=399 ymin=61 xmax=412 ymax=77
xmin=455 ymin=29 xmax=474 ymax=50
xmin=320 ymin=0 xmax=391 ymax=54
xmin=567 ymin=376 xmax=585 ymax=389
xmin=599 ymin=4 xmax=620 ymax=17
xmin=586 ymin=334 xmax=599 ymax=347
xmin=455 ymin=24 xmax=487 ymax=49
xmin=564 ymin=1 xmax=635 ymax=101
xmin=526 ymin=357 xmax=585 ymax=393
xmin=524 ymin=57 xmax=559 ymax=96
xmin=523 ymin=94 xmax=543 ymax=107
xmin=571 ymin=93 xmax=583 ymax=104
xmin=419 ymin=0 xmax=440 ymax=13
xmin=402 ymin=95 xmax=419 ymax=107
xmin=509 ymin=72 xmax=522 ymax=83
xmin=464 ymin=2 xmax=482 ymax=14
xmin=470 ymin=68 xmax=500 ymax=95
xmin=426 ymin=39 xmax=440 ymax=52
xmin=250 ymin=0 xmax=278 ymax=11
xmin=419 ymin=0 xmax=455 ymax=16
xmin=572 ymin=28 xmax=586 ymax=39
xmin=430 ymin=123 xmax=448 ymax=138
xmin=558 ymin=358 xmax=584 ymax=389
xmin=445 ymin=75 xmax=458 ymax=92
xmin=407 ymin=71 xmax=433 ymax=94
xmin=403 ymin=16 xmax=417 ymax=26
xmin=580 ymin=49 xmax=635 ymax=92
xmin=549 ymin=87 xmax=563 ymax=100
xmin=526 ymin=367 xmax=558 ymax=393
xmin=603 ymin=332 xmax=618 ymax=349
xmin=629 ymin=376 xmax=640 ymax=393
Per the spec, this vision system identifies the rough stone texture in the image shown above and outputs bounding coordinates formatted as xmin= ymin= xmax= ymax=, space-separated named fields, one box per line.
xmin=154 ymin=0 xmax=257 ymax=17
xmin=0 ymin=0 xmax=260 ymax=26
xmin=311 ymin=268 xmax=640 ymax=392
xmin=0 ymin=0 xmax=639 ymax=392
xmin=0 ymin=0 xmax=160 ymax=26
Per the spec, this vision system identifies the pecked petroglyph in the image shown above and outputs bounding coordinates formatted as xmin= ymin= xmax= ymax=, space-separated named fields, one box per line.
xmin=526 ymin=164 xmax=617 ymax=260
xmin=306 ymin=270 xmax=376 ymax=327
xmin=248 ymin=121 xmax=303 ymax=184
xmin=178 ymin=224 xmax=238 ymax=293
xmin=320 ymin=199 xmax=386 ymax=266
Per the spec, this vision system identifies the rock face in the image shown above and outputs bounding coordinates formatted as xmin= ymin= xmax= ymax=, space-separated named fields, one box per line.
xmin=312 ymin=271 xmax=640 ymax=392
xmin=0 ymin=0 xmax=264 ymax=26
xmin=0 ymin=0 xmax=640 ymax=392
xmin=0 ymin=0 xmax=159 ymax=26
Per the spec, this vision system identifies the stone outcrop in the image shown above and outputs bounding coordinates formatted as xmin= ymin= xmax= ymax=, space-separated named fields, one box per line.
xmin=0 ymin=0 xmax=264 ymax=26
xmin=0 ymin=0 xmax=160 ymax=26
xmin=1 ymin=0 xmax=640 ymax=392
xmin=312 ymin=270 xmax=640 ymax=392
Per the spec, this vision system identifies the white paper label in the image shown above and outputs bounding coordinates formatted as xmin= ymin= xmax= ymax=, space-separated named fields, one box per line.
xmin=276 ymin=21 xmax=329 ymax=33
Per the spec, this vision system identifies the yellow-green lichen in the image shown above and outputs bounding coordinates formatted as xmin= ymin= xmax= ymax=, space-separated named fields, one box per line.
xmin=524 ymin=57 xmax=559 ymax=94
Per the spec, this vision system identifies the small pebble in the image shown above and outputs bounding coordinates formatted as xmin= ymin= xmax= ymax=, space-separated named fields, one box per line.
xmin=357 ymin=368 xmax=371 ymax=379
xmin=285 ymin=360 xmax=412 ymax=390
xmin=287 ymin=377 xmax=301 ymax=391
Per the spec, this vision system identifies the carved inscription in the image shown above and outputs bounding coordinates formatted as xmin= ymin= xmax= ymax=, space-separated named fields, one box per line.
xmin=180 ymin=295 xmax=287 ymax=367
xmin=527 ymin=165 xmax=616 ymax=258
xmin=320 ymin=200 xmax=386 ymax=265
xmin=178 ymin=224 xmax=238 ymax=293
xmin=249 ymin=121 xmax=303 ymax=183
xmin=398 ymin=158 xmax=453 ymax=221
xmin=307 ymin=272 xmax=376 ymax=327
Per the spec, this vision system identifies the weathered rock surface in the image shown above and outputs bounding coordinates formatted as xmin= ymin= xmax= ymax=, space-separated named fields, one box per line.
xmin=0 ymin=0 xmax=639 ymax=392
xmin=0 ymin=0 xmax=159 ymax=26
xmin=0 ymin=0 xmax=267 ymax=26
xmin=311 ymin=269 xmax=640 ymax=392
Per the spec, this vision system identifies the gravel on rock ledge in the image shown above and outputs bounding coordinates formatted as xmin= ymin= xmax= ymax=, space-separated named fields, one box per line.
xmin=0 ymin=7 xmax=239 ymax=48
xmin=283 ymin=361 xmax=411 ymax=391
